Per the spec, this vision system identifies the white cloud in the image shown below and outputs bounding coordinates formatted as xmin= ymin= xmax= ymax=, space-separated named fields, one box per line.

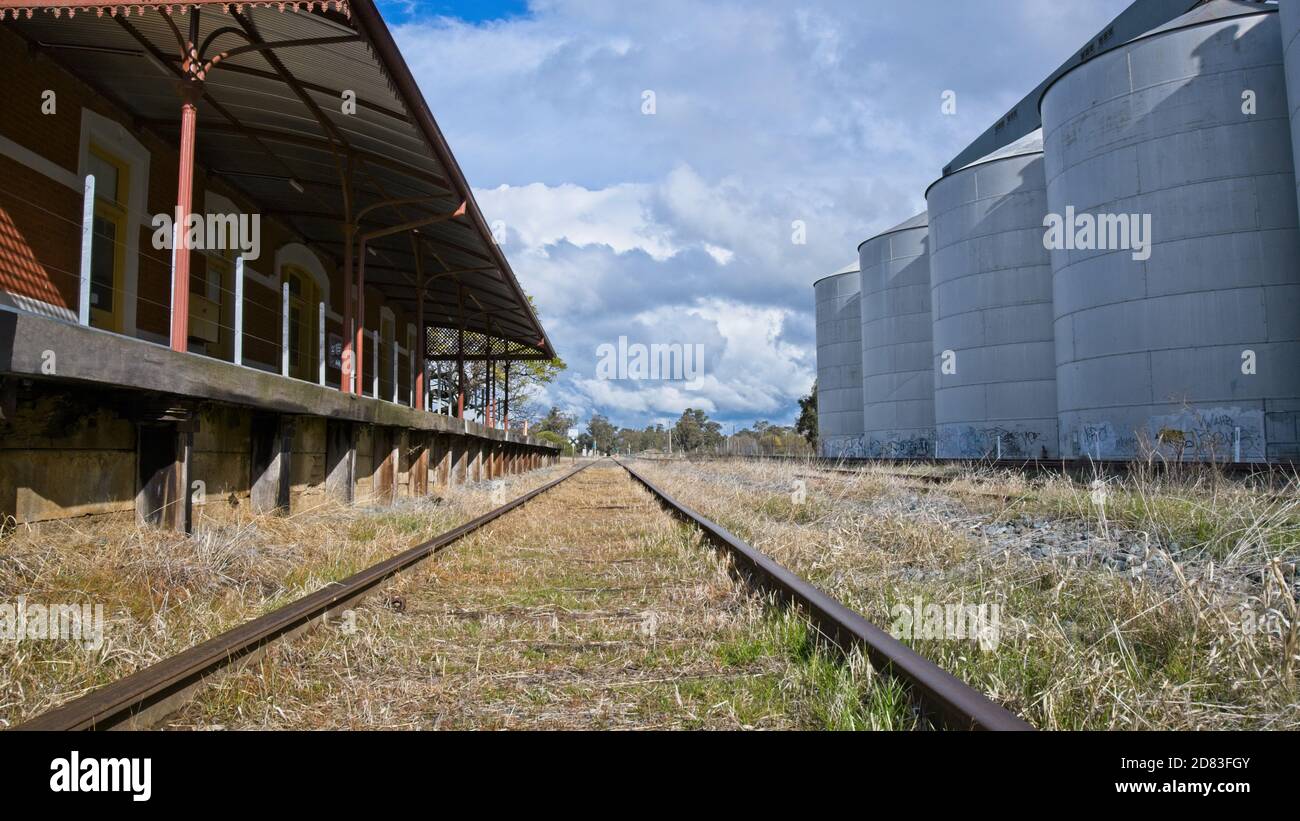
xmin=476 ymin=182 xmax=675 ymax=260
xmin=392 ymin=0 xmax=1138 ymax=428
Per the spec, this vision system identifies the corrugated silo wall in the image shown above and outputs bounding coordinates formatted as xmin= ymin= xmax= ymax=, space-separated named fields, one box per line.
xmin=926 ymin=144 xmax=1058 ymax=460
xmin=1041 ymin=6 xmax=1300 ymax=462
xmin=814 ymin=271 xmax=865 ymax=457
xmin=1285 ymin=1 xmax=1300 ymax=219
xmin=859 ymin=217 xmax=934 ymax=458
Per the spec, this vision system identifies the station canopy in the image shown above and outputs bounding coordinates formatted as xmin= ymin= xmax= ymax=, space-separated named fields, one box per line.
xmin=0 ymin=0 xmax=555 ymax=360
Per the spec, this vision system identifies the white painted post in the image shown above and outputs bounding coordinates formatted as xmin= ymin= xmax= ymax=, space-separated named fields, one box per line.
xmin=347 ymin=318 xmax=355 ymax=394
xmin=78 ymin=175 xmax=94 ymax=326
xmin=318 ymin=301 xmax=326 ymax=386
xmin=169 ymin=221 xmax=179 ymax=348
xmin=234 ymin=256 xmax=244 ymax=366
xmin=281 ymin=280 xmax=290 ymax=378
xmin=391 ymin=342 xmax=399 ymax=403
xmin=371 ymin=330 xmax=379 ymax=397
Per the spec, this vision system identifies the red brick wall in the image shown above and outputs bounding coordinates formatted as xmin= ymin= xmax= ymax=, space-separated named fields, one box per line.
xmin=0 ymin=156 xmax=80 ymax=309
xmin=0 ymin=25 xmax=419 ymax=387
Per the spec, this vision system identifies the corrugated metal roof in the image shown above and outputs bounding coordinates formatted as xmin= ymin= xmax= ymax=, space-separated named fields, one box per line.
xmin=882 ymin=211 xmax=928 ymax=235
xmin=856 ymin=212 xmax=928 ymax=253
xmin=1137 ymin=0 xmax=1274 ymax=40
xmin=960 ymin=127 xmax=1043 ymax=170
xmin=810 ymin=259 xmax=860 ymax=287
xmin=0 ymin=0 xmax=554 ymax=357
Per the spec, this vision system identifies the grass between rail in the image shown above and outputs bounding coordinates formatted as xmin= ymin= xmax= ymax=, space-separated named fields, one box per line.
xmin=628 ymin=457 xmax=1300 ymax=730
xmin=167 ymin=465 xmax=917 ymax=730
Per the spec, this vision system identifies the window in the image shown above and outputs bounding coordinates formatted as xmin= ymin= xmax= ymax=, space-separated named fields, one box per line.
xmin=193 ymin=252 xmax=232 ymax=357
xmin=282 ymin=265 xmax=317 ymax=381
xmin=380 ymin=312 xmax=395 ymax=400
xmin=88 ymin=145 xmax=128 ymax=332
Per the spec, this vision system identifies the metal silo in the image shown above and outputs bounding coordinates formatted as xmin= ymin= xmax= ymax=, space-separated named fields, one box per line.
xmin=859 ymin=213 xmax=934 ymax=458
xmin=926 ymin=129 xmax=1058 ymax=460
xmin=813 ymin=263 xmax=865 ymax=457
xmin=1284 ymin=0 xmax=1300 ymax=217
xmin=1041 ymin=0 xmax=1300 ymax=462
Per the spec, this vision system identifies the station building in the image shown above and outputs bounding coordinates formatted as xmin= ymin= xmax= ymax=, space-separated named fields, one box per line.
xmin=0 ymin=0 xmax=560 ymax=530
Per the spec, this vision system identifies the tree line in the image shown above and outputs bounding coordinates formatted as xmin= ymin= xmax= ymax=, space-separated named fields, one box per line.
xmin=529 ymin=391 xmax=819 ymax=457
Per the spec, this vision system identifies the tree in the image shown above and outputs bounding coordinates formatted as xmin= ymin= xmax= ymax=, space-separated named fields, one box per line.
xmin=672 ymin=408 xmax=723 ymax=453
xmin=535 ymin=430 xmax=572 ymax=455
xmin=537 ymin=406 xmax=576 ymax=436
xmin=731 ymin=421 xmax=812 ymax=456
xmin=796 ymin=380 xmax=818 ymax=447
xmin=575 ymin=432 xmax=595 ymax=453
xmin=586 ymin=414 xmax=618 ymax=454
xmin=435 ymin=295 xmax=565 ymax=429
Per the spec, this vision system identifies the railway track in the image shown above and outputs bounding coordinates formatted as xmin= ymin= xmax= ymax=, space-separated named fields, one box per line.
xmin=672 ymin=453 xmax=1300 ymax=483
xmin=13 ymin=459 xmax=1030 ymax=732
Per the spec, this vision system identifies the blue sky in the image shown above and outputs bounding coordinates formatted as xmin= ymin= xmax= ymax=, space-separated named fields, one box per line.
xmin=377 ymin=0 xmax=528 ymax=24
xmin=382 ymin=0 xmax=1135 ymax=433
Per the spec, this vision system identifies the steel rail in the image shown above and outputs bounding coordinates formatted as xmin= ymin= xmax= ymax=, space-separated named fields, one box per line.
xmin=615 ymin=458 xmax=1034 ymax=731
xmin=14 ymin=461 xmax=593 ymax=731
xmin=640 ymin=453 xmax=1299 ymax=483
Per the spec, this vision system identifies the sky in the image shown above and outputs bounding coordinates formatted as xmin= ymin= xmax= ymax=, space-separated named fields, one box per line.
xmin=377 ymin=0 xmax=1135 ymax=433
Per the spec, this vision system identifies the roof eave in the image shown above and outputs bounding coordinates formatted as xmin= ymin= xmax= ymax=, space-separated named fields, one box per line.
xmin=348 ymin=0 xmax=556 ymax=360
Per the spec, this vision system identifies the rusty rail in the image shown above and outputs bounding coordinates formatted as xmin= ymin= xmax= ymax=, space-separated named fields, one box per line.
xmin=637 ymin=453 xmax=1299 ymax=482
xmin=17 ymin=457 xmax=1031 ymax=731
xmin=615 ymin=458 xmax=1033 ymax=731
xmin=15 ymin=461 xmax=594 ymax=731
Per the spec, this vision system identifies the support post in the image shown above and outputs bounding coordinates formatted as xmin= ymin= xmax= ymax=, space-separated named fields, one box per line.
xmin=339 ymin=157 xmax=355 ymax=393
xmin=234 ymin=256 xmax=244 ymax=365
xmin=281 ymin=279 xmax=290 ymax=377
xmin=414 ymin=300 xmax=425 ymax=412
xmin=170 ymin=77 xmax=202 ymax=353
xmin=355 ymin=241 xmax=366 ymax=397
xmin=78 ymin=174 xmax=94 ymax=326
xmin=456 ymin=328 xmax=465 ymax=419
xmin=318 ymin=300 xmax=326 ymax=386
xmin=371 ymin=329 xmax=379 ymax=398
xmin=486 ymin=355 xmax=493 ymax=429
xmin=391 ymin=337 xmax=398 ymax=403
xmin=341 ymin=228 xmax=353 ymax=392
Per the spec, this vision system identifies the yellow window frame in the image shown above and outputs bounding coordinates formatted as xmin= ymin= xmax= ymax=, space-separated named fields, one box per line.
xmin=282 ymin=265 xmax=317 ymax=381
xmin=194 ymin=250 xmax=232 ymax=356
xmin=88 ymin=144 xmax=129 ymax=333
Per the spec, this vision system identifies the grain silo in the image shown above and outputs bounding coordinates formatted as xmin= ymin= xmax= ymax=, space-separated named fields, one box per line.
xmin=1041 ymin=0 xmax=1300 ymax=462
xmin=1284 ymin=0 xmax=1300 ymax=216
xmin=926 ymin=129 xmax=1058 ymax=460
xmin=813 ymin=263 xmax=865 ymax=457
xmin=859 ymin=213 xmax=934 ymax=458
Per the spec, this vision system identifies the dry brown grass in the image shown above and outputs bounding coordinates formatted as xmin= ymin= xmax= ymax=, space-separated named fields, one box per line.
xmin=627 ymin=457 xmax=1300 ymax=730
xmin=0 ymin=465 xmax=572 ymax=727
xmin=166 ymin=465 xmax=909 ymax=730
